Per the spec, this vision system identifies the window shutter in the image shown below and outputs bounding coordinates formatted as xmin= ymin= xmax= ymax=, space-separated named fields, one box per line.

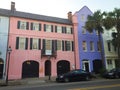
xmin=30 ymin=38 xmax=33 ymax=50
xmin=62 ymin=27 xmax=64 ymax=33
xmin=55 ymin=26 xmax=57 ymax=33
xmin=39 ymin=39 xmax=41 ymax=50
xmin=26 ymin=22 xmax=29 ymax=30
xmin=51 ymin=25 xmax=53 ymax=32
xmin=65 ymin=41 xmax=67 ymax=51
xmin=31 ymin=23 xmax=33 ymax=30
xmin=52 ymin=40 xmax=54 ymax=54
xmin=25 ymin=38 xmax=28 ymax=50
xmin=39 ymin=24 xmax=41 ymax=31
xmin=16 ymin=37 xmax=19 ymax=49
xmin=55 ymin=40 xmax=57 ymax=51
xmin=62 ymin=40 xmax=64 ymax=51
xmin=44 ymin=24 xmax=46 ymax=31
xmin=42 ymin=39 xmax=45 ymax=54
xmin=72 ymin=41 xmax=74 ymax=51
xmin=71 ymin=27 xmax=73 ymax=34
xmin=17 ymin=21 xmax=20 ymax=29
xmin=64 ymin=27 xmax=66 ymax=34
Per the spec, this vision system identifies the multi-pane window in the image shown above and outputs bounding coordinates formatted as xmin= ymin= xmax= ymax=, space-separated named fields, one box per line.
xmin=16 ymin=37 xmax=28 ymax=50
xmin=55 ymin=26 xmax=62 ymax=33
xmin=82 ymin=41 xmax=87 ymax=51
xmin=82 ymin=26 xmax=86 ymax=34
xmin=31 ymin=22 xmax=41 ymax=31
xmin=30 ymin=38 xmax=41 ymax=50
xmin=97 ymin=41 xmax=101 ymax=51
xmin=90 ymin=41 xmax=94 ymax=51
xmin=107 ymin=41 xmax=111 ymax=52
xmin=57 ymin=40 xmax=62 ymax=50
xmin=65 ymin=41 xmax=74 ymax=51
xmin=44 ymin=24 xmax=53 ymax=32
xmin=66 ymin=27 xmax=72 ymax=34
xmin=81 ymin=14 xmax=85 ymax=21
xmin=107 ymin=59 xmax=112 ymax=65
xmin=17 ymin=21 xmax=29 ymax=30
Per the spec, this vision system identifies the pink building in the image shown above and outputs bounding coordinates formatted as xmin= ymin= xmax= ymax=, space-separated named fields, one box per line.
xmin=6 ymin=2 xmax=79 ymax=80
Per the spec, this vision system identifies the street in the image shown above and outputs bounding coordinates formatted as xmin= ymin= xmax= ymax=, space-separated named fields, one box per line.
xmin=0 ymin=79 xmax=120 ymax=90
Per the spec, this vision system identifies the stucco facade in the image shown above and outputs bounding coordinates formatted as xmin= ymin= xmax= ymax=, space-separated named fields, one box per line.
xmin=74 ymin=6 xmax=105 ymax=73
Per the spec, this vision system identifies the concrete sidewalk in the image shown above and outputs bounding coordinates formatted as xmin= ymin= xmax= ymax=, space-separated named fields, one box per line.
xmin=0 ymin=76 xmax=56 ymax=86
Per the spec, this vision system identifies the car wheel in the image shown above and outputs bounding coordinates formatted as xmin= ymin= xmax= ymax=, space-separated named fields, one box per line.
xmin=64 ymin=78 xmax=69 ymax=82
xmin=85 ymin=76 xmax=90 ymax=81
xmin=114 ymin=74 xmax=119 ymax=79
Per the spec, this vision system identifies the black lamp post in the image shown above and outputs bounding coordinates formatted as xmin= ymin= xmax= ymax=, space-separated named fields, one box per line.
xmin=6 ymin=46 xmax=12 ymax=85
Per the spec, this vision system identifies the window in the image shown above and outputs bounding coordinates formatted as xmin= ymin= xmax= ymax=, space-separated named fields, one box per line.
xmin=82 ymin=26 xmax=86 ymax=34
xmin=97 ymin=41 xmax=101 ymax=51
xmin=55 ymin=26 xmax=62 ymax=33
xmin=16 ymin=37 xmax=28 ymax=50
xmin=82 ymin=41 xmax=87 ymax=51
xmin=81 ymin=14 xmax=85 ymax=21
xmin=66 ymin=27 xmax=73 ymax=34
xmin=90 ymin=41 xmax=94 ymax=51
xmin=65 ymin=41 xmax=74 ymax=51
xmin=57 ymin=40 xmax=62 ymax=50
xmin=31 ymin=22 xmax=41 ymax=31
xmin=107 ymin=41 xmax=111 ymax=52
xmin=107 ymin=59 xmax=112 ymax=65
xmin=17 ymin=21 xmax=29 ymax=30
xmin=44 ymin=24 xmax=53 ymax=32
xmin=96 ymin=30 xmax=99 ymax=35
xmin=30 ymin=38 xmax=41 ymax=50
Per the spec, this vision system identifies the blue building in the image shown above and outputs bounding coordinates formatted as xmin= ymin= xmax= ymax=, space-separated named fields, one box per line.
xmin=74 ymin=6 xmax=105 ymax=73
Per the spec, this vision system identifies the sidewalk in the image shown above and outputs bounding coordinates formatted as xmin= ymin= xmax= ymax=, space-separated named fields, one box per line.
xmin=0 ymin=76 xmax=56 ymax=86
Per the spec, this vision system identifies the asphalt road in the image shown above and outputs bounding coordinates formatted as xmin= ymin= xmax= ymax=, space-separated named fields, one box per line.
xmin=0 ymin=79 xmax=120 ymax=90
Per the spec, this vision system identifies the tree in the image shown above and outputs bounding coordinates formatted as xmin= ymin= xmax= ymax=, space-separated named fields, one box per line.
xmin=103 ymin=8 xmax=120 ymax=67
xmin=85 ymin=10 xmax=105 ymax=68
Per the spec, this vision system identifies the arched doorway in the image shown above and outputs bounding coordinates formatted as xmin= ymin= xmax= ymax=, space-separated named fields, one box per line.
xmin=22 ymin=60 xmax=39 ymax=78
xmin=45 ymin=60 xmax=51 ymax=76
xmin=93 ymin=59 xmax=102 ymax=74
xmin=0 ymin=58 xmax=4 ymax=79
xmin=82 ymin=60 xmax=90 ymax=72
xmin=57 ymin=60 xmax=70 ymax=75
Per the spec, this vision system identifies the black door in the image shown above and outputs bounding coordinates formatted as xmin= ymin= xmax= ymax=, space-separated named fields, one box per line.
xmin=93 ymin=60 xmax=102 ymax=74
xmin=45 ymin=60 xmax=51 ymax=76
xmin=0 ymin=59 xmax=4 ymax=79
xmin=57 ymin=60 xmax=70 ymax=75
xmin=22 ymin=61 xmax=39 ymax=78
xmin=85 ymin=62 xmax=89 ymax=72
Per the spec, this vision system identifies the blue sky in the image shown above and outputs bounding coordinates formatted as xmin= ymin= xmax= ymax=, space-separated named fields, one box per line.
xmin=0 ymin=0 xmax=120 ymax=18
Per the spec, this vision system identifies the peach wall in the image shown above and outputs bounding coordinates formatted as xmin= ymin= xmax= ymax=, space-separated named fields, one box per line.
xmin=8 ymin=17 xmax=78 ymax=80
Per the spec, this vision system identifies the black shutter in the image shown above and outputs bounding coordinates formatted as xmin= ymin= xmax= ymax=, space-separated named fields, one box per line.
xmin=52 ymin=40 xmax=55 ymax=54
xmin=65 ymin=41 xmax=67 ymax=51
xmin=55 ymin=26 xmax=57 ymax=33
xmin=72 ymin=41 xmax=74 ymax=51
xmin=62 ymin=27 xmax=64 ymax=33
xmin=51 ymin=25 xmax=53 ymax=32
xmin=64 ymin=27 xmax=66 ymax=34
xmin=17 ymin=21 xmax=20 ymax=29
xmin=25 ymin=38 xmax=28 ymax=50
xmin=62 ymin=40 xmax=64 ymax=51
xmin=16 ymin=37 xmax=19 ymax=49
xmin=38 ymin=39 xmax=41 ymax=50
xmin=26 ymin=22 xmax=29 ymax=30
xmin=55 ymin=40 xmax=57 ymax=51
xmin=31 ymin=23 xmax=33 ymax=30
xmin=42 ymin=39 xmax=45 ymax=54
xmin=71 ymin=27 xmax=73 ymax=34
xmin=30 ymin=38 xmax=33 ymax=50
xmin=39 ymin=24 xmax=41 ymax=31
xmin=44 ymin=24 xmax=46 ymax=31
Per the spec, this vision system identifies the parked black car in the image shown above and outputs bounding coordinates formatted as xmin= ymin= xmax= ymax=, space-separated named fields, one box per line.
xmin=56 ymin=69 xmax=92 ymax=82
xmin=102 ymin=68 xmax=120 ymax=79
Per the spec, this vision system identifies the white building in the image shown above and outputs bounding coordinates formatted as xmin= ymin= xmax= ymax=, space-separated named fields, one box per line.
xmin=102 ymin=27 xmax=118 ymax=70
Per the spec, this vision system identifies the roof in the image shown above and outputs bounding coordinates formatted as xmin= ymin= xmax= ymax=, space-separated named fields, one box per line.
xmin=0 ymin=8 xmax=72 ymax=25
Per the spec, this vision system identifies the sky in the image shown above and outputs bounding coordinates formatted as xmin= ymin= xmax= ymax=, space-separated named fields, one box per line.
xmin=0 ymin=0 xmax=120 ymax=18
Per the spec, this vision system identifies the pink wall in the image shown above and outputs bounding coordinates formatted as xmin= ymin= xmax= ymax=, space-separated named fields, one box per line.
xmin=8 ymin=17 xmax=79 ymax=80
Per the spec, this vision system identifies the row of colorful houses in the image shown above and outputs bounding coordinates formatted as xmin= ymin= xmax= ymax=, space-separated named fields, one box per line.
xmin=0 ymin=2 xmax=119 ymax=80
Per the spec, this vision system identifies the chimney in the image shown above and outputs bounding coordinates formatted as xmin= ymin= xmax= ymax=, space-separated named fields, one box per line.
xmin=11 ymin=2 xmax=15 ymax=12
xmin=67 ymin=11 xmax=72 ymax=21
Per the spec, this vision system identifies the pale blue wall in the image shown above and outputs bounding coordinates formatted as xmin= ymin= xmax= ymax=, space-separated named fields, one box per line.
xmin=0 ymin=16 xmax=9 ymax=78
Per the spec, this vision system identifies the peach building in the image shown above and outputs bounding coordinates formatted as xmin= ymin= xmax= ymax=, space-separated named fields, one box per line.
xmin=2 ymin=2 xmax=79 ymax=80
